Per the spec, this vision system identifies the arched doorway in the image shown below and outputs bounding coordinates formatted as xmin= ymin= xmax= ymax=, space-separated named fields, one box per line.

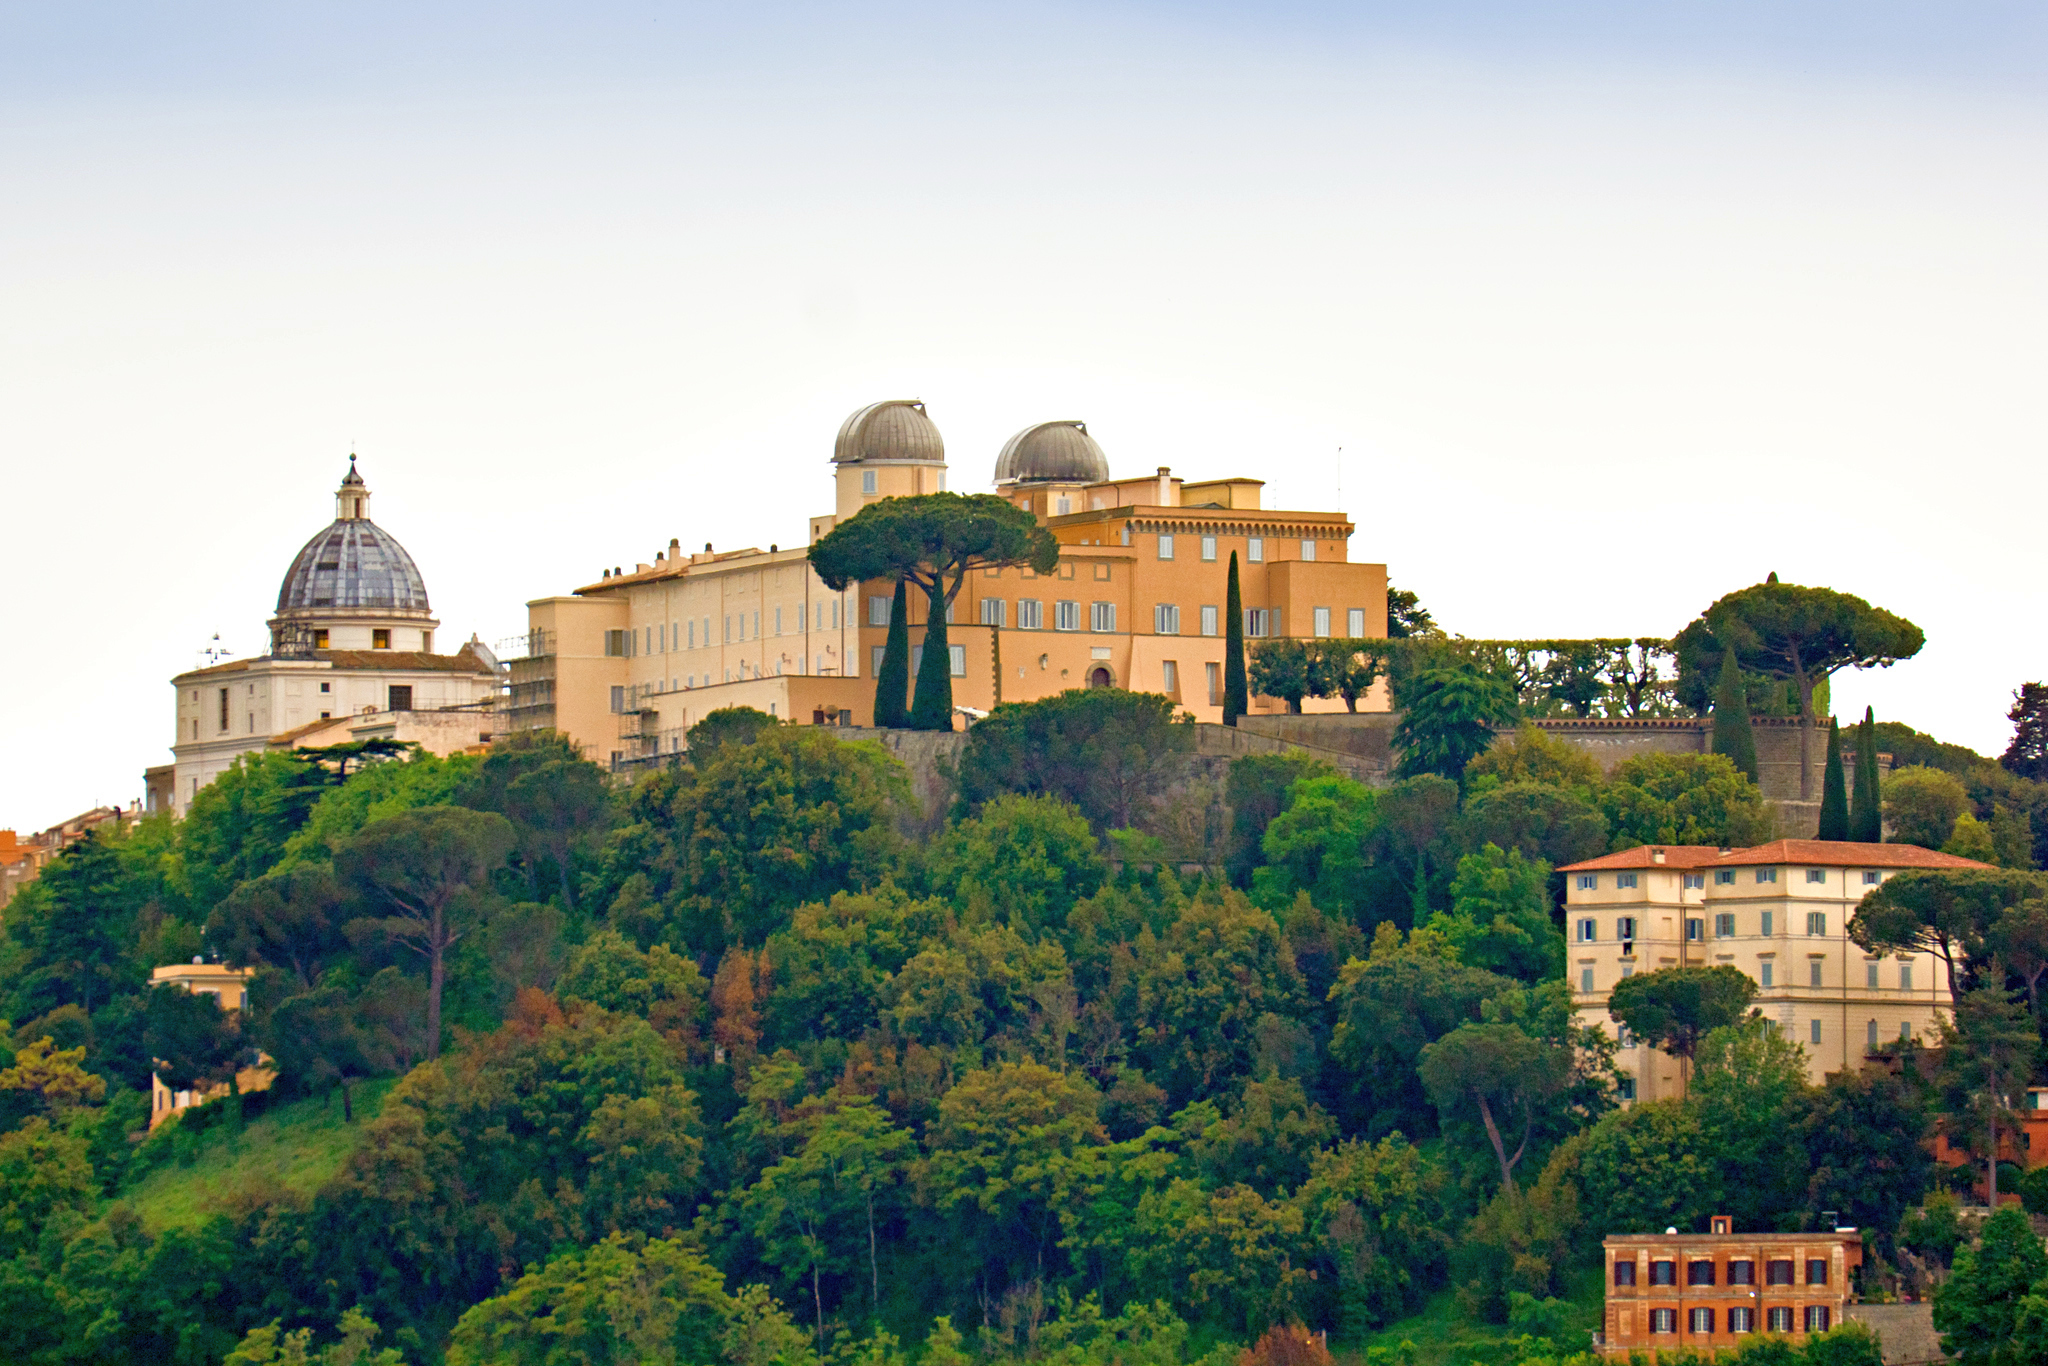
xmin=1088 ymin=666 xmax=1113 ymax=688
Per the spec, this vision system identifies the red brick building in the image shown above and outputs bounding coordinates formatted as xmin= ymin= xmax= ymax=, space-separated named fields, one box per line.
xmin=1602 ymin=1217 xmax=1861 ymax=1356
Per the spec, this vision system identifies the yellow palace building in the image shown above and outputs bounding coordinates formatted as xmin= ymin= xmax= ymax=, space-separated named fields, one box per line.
xmin=504 ymin=400 xmax=1391 ymax=767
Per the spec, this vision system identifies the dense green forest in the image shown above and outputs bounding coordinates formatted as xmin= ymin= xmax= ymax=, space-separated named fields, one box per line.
xmin=6 ymin=681 xmax=2048 ymax=1366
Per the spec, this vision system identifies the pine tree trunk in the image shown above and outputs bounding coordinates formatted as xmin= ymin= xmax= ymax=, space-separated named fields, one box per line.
xmin=427 ymin=907 xmax=446 ymax=1061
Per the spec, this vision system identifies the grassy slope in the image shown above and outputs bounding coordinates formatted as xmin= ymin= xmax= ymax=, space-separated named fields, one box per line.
xmin=118 ymin=1079 xmax=395 ymax=1231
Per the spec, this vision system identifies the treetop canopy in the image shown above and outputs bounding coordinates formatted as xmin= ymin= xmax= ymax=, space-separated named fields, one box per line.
xmin=1674 ymin=580 xmax=1924 ymax=716
xmin=808 ymin=493 xmax=1059 ymax=602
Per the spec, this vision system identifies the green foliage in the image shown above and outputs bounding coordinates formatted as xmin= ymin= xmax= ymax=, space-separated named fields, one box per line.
xmin=1853 ymin=708 xmax=1884 ymax=843
xmin=1690 ymin=1020 xmax=1810 ymax=1230
xmin=1600 ymin=752 xmax=1776 ymax=851
xmin=910 ymin=576 xmax=955 ymax=731
xmin=2003 ymin=683 xmax=2048 ymax=783
xmin=1224 ymin=553 xmax=1248 ymax=726
xmin=208 ymin=862 xmax=349 ymax=991
xmin=1463 ymin=727 xmax=1602 ymax=796
xmin=1711 ymin=651 xmax=1761 ymax=784
xmin=1223 ymin=753 xmax=1335 ymax=889
xmin=1604 ymin=965 xmax=1757 ymax=1066
xmin=1329 ymin=937 xmax=1516 ymax=1140
xmin=1455 ymin=783 xmax=1608 ymax=875
xmin=1819 ymin=716 xmax=1850 ymax=840
xmin=929 ymin=795 xmax=1106 ymax=935
xmin=1250 ymin=775 xmax=1379 ymax=922
xmin=1934 ymin=1205 xmax=2048 ymax=1365
xmin=144 ymin=981 xmax=244 ymax=1093
xmin=1293 ymin=1136 xmax=1450 ymax=1335
xmin=689 ymin=707 xmax=782 ymax=763
xmin=0 ymin=1118 xmax=96 ymax=1259
xmin=1574 ymin=1100 xmax=1721 ymax=1235
xmin=877 ymin=579 xmax=911 ymax=729
xmin=1675 ymin=580 xmax=1926 ymax=722
xmin=1850 ymin=867 xmax=2046 ymax=993
xmin=226 ymin=1307 xmax=405 ymax=1365
xmin=1248 ymin=639 xmax=1317 ymax=713
xmin=1423 ymin=845 xmax=1560 ymax=983
xmin=1885 ymin=765 xmax=1971 ymax=850
xmin=1947 ymin=813 xmax=1999 ymax=862
xmin=955 ymin=689 xmax=1195 ymax=833
xmin=1418 ymin=1021 xmax=1567 ymax=1190
xmin=1450 ymin=1168 xmax=1580 ymax=1323
xmin=284 ymin=748 xmax=479 ymax=866
xmin=1393 ymin=664 xmax=1518 ymax=782
xmin=1799 ymin=1066 xmax=1930 ymax=1243
xmin=445 ymin=1233 xmax=735 ymax=1366
xmin=181 ymin=752 xmax=322 ymax=908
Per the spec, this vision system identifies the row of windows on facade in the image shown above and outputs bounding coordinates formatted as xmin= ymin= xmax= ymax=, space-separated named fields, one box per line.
xmin=1634 ymin=1307 xmax=1833 ymax=1336
xmin=1574 ymin=869 xmax=1885 ymax=892
xmin=1136 ymin=534 xmax=1320 ymax=563
xmin=1618 ymin=1257 xmax=1832 ymax=1288
xmin=1574 ymin=910 xmax=1856 ymax=942
xmin=606 ymin=600 xmax=853 ymax=658
xmin=197 ymin=680 xmax=404 ymax=737
xmin=300 ymin=628 xmax=416 ymax=651
xmin=608 ymin=647 xmax=866 ymax=709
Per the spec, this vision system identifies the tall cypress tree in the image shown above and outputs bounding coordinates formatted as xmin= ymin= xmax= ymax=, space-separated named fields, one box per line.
xmin=873 ymin=578 xmax=911 ymax=729
xmin=1223 ymin=552 xmax=1248 ymax=726
xmin=1818 ymin=715 xmax=1850 ymax=840
xmin=1711 ymin=651 xmax=1759 ymax=784
xmin=908 ymin=578 xmax=953 ymax=731
xmin=1852 ymin=706 xmax=1883 ymax=842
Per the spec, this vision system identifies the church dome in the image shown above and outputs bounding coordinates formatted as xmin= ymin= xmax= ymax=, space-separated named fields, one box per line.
xmin=994 ymin=420 xmax=1109 ymax=485
xmin=274 ymin=460 xmax=432 ymax=615
xmin=833 ymin=400 xmax=945 ymax=464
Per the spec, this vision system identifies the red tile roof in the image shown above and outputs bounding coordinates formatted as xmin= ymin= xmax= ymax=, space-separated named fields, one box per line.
xmin=1560 ymin=840 xmax=1992 ymax=874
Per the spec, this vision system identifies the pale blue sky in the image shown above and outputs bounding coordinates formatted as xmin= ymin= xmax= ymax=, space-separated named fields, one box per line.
xmin=3 ymin=2 xmax=2043 ymax=820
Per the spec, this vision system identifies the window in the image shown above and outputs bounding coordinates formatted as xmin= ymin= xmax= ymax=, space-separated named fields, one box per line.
xmin=319 ymin=681 xmax=330 ymax=693
xmin=1811 ymin=960 xmax=1825 ymax=988
xmin=1810 ymin=1018 xmax=1823 ymax=1044
xmin=1650 ymin=1309 xmax=1677 ymax=1335
xmin=1806 ymin=1259 xmax=1828 ymax=1285
xmin=1867 ymin=962 xmax=1880 ymax=988
xmin=949 ymin=644 xmax=966 ymax=677
xmin=981 ymin=599 xmax=1007 ymax=627
xmin=1716 ymin=870 xmax=1737 ymax=885
xmin=1300 ymin=539 xmax=1316 ymax=561
xmin=1155 ymin=604 xmax=1181 ymax=634
xmin=1687 ymin=1260 xmax=1716 ymax=1286
xmin=218 ymin=688 xmax=230 ymax=731
xmin=1729 ymin=1307 xmax=1755 ymax=1334
xmin=609 ymin=686 xmax=625 ymax=713
xmin=1348 ymin=608 xmax=1366 ymax=637
xmin=1055 ymin=496 xmax=1071 ymax=515
xmin=1761 ymin=962 xmax=1774 ymax=987
xmin=1313 ymin=607 xmax=1331 ymax=637
xmin=1201 ymin=535 xmax=1217 ymax=561
xmin=1580 ymin=967 xmax=1594 ymax=992
xmin=1158 ymin=534 xmax=1174 ymax=560
xmin=1618 ymin=1075 xmax=1636 ymax=1099
xmin=1577 ymin=918 xmax=1597 ymax=942
xmin=753 ymin=611 xmax=760 ymax=637
xmin=1863 ymin=870 xmax=1881 ymax=885
xmin=312 ymin=628 xmax=329 ymax=649
xmin=1901 ymin=964 xmax=1914 ymax=990
xmin=1757 ymin=868 xmax=1778 ymax=884
xmin=1244 ymin=609 xmax=1272 ymax=637
xmin=1762 ymin=911 xmax=1775 ymax=936
xmin=1901 ymin=1021 xmax=1913 ymax=1041
xmin=1689 ymin=1308 xmax=1715 ymax=1334
xmin=1090 ymin=602 xmax=1116 ymax=632
xmin=869 ymin=596 xmax=892 ymax=625
xmin=1728 ymin=1259 xmax=1755 ymax=1286
xmin=1766 ymin=1260 xmax=1795 ymax=1286
xmin=1805 ymin=1307 xmax=1830 ymax=1333
xmin=1248 ymin=537 xmax=1264 ymax=562
xmin=1687 ymin=918 xmax=1704 ymax=941
xmin=725 ymin=616 xmax=733 ymax=643
xmin=1767 ymin=1307 xmax=1794 ymax=1333
xmin=371 ymin=628 xmax=391 ymax=649
xmin=1161 ymin=661 xmax=1178 ymax=694
xmin=1200 ymin=605 xmax=1219 ymax=637
xmin=1685 ymin=873 xmax=1706 ymax=889
xmin=862 ymin=469 xmax=877 ymax=494
xmin=1612 ymin=1260 xmax=1636 ymax=1286
xmin=1576 ymin=874 xmax=1598 ymax=891
xmin=1650 ymin=1260 xmax=1677 ymax=1286
xmin=1617 ymin=916 xmax=1636 ymax=941
xmin=1807 ymin=912 xmax=1827 ymax=936
xmin=1018 ymin=599 xmax=1043 ymax=629
xmin=872 ymin=646 xmax=885 ymax=676
xmin=1715 ymin=913 xmax=1736 ymax=937
xmin=1055 ymin=601 xmax=1080 ymax=631
xmin=1206 ymin=662 xmax=1221 ymax=705
xmin=1868 ymin=1019 xmax=1879 ymax=1049
xmin=387 ymin=685 xmax=412 ymax=712
xmin=772 ymin=609 xmax=781 ymax=636
xmin=1807 ymin=868 xmax=1828 ymax=884
xmin=1617 ymin=872 xmax=1639 ymax=889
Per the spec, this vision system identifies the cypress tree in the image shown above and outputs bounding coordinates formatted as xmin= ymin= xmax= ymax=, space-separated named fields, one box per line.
xmin=1711 ymin=651 xmax=1759 ymax=784
xmin=874 ymin=578 xmax=911 ymax=729
xmin=1818 ymin=716 xmax=1850 ymax=840
xmin=1852 ymin=706 xmax=1883 ymax=842
xmin=908 ymin=577 xmax=953 ymax=731
xmin=1223 ymin=551 xmax=1248 ymax=726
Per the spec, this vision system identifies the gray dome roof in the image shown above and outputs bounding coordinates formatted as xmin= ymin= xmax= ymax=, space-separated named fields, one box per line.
xmin=834 ymin=400 xmax=945 ymax=464
xmin=276 ymin=519 xmax=430 ymax=614
xmin=994 ymin=420 xmax=1109 ymax=485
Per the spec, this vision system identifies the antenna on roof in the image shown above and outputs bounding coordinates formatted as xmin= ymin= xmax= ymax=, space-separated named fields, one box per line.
xmin=1336 ymin=446 xmax=1342 ymax=511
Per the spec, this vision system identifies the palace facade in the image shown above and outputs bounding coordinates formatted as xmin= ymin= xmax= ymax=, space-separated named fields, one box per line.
xmin=506 ymin=400 xmax=1391 ymax=767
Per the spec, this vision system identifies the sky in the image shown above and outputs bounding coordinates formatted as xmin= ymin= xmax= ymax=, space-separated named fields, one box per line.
xmin=2 ymin=1 xmax=2043 ymax=825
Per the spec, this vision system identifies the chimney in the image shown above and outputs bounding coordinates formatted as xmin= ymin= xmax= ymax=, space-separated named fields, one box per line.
xmin=1156 ymin=466 xmax=1171 ymax=506
xmin=1652 ymin=848 xmax=1666 ymax=864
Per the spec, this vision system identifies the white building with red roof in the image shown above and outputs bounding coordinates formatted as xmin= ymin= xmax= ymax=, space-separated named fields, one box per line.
xmin=1561 ymin=840 xmax=1990 ymax=1099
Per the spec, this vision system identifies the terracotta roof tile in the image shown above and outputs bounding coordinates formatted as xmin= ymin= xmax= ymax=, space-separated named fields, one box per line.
xmin=1559 ymin=840 xmax=1992 ymax=874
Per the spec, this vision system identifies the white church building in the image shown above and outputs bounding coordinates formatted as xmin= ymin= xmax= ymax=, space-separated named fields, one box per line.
xmin=152 ymin=460 xmax=502 ymax=814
